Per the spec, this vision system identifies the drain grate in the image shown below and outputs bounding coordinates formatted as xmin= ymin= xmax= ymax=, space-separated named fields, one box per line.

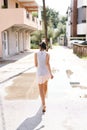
xmin=70 ymin=82 xmax=80 ymax=85
xmin=70 ymin=82 xmax=87 ymax=89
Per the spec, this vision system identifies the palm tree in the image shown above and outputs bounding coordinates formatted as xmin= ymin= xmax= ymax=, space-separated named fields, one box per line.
xmin=42 ymin=0 xmax=48 ymax=46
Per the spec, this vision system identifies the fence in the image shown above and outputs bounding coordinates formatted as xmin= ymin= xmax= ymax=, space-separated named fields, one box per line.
xmin=73 ymin=43 xmax=87 ymax=57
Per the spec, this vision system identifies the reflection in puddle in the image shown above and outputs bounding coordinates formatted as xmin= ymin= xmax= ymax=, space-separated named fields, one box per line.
xmin=5 ymin=73 xmax=39 ymax=100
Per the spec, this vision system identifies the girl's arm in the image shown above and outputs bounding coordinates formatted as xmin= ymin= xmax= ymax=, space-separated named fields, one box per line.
xmin=46 ymin=53 xmax=53 ymax=79
xmin=34 ymin=53 xmax=38 ymax=67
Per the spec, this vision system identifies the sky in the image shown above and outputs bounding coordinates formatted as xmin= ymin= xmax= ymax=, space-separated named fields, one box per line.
xmin=37 ymin=0 xmax=71 ymax=16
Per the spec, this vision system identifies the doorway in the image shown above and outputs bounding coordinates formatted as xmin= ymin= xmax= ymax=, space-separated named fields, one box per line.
xmin=3 ymin=0 xmax=8 ymax=8
xmin=15 ymin=32 xmax=19 ymax=53
xmin=2 ymin=31 xmax=9 ymax=57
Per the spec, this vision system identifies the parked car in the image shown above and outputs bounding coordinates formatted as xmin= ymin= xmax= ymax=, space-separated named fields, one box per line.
xmin=69 ymin=40 xmax=85 ymax=48
xmin=81 ymin=41 xmax=87 ymax=45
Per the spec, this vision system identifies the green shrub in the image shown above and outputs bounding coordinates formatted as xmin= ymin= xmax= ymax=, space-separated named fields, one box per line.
xmin=31 ymin=44 xmax=39 ymax=49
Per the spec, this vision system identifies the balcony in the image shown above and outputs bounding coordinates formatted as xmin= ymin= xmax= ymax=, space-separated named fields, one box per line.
xmin=0 ymin=8 xmax=42 ymax=31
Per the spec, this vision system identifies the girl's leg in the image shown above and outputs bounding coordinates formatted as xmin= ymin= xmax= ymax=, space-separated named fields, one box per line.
xmin=38 ymin=84 xmax=45 ymax=108
xmin=43 ymin=81 xmax=48 ymax=97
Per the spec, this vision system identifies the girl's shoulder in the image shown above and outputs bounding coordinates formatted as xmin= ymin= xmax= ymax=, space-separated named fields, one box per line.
xmin=45 ymin=50 xmax=48 ymax=54
xmin=35 ymin=50 xmax=39 ymax=55
xmin=46 ymin=51 xmax=50 ymax=57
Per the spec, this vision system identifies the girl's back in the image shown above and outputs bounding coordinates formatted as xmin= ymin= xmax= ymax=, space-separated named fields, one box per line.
xmin=37 ymin=50 xmax=49 ymax=76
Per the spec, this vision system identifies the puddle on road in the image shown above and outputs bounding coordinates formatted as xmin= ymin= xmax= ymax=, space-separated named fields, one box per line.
xmin=79 ymin=94 xmax=87 ymax=99
xmin=83 ymin=94 xmax=87 ymax=98
xmin=52 ymin=68 xmax=59 ymax=74
xmin=3 ymin=68 xmax=59 ymax=100
xmin=66 ymin=69 xmax=73 ymax=78
xmin=71 ymin=84 xmax=87 ymax=98
xmin=66 ymin=69 xmax=87 ymax=99
xmin=4 ymin=72 xmax=39 ymax=100
xmin=63 ymin=119 xmax=73 ymax=130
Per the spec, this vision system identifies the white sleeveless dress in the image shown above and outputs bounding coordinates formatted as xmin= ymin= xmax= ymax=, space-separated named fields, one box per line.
xmin=36 ymin=50 xmax=50 ymax=84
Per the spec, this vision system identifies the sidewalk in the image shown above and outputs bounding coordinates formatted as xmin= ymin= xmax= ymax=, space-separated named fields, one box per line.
xmin=0 ymin=46 xmax=87 ymax=130
xmin=0 ymin=50 xmax=35 ymax=84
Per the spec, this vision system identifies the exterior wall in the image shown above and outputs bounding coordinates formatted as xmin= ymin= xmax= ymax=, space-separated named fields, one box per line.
xmin=66 ymin=4 xmax=73 ymax=47
xmin=77 ymin=0 xmax=87 ymax=36
xmin=0 ymin=0 xmax=3 ymax=8
xmin=66 ymin=21 xmax=71 ymax=37
xmin=19 ymin=32 xmax=24 ymax=52
xmin=0 ymin=0 xmax=21 ymax=8
xmin=18 ymin=31 xmax=30 ymax=52
xmin=9 ymin=28 xmax=31 ymax=55
xmin=78 ymin=6 xmax=86 ymax=24
xmin=77 ymin=0 xmax=87 ymax=8
xmin=0 ymin=0 xmax=42 ymax=58
xmin=66 ymin=0 xmax=87 ymax=44
xmin=1 ymin=31 xmax=9 ymax=58
xmin=0 ymin=33 xmax=2 ymax=58
xmin=8 ymin=0 xmax=20 ymax=8
xmin=66 ymin=21 xmax=71 ymax=47
xmin=1 ymin=29 xmax=17 ymax=57
xmin=0 ymin=8 xmax=39 ymax=32
xmin=66 ymin=7 xmax=71 ymax=38
xmin=24 ymin=32 xmax=30 ymax=51
xmin=1 ymin=27 xmax=31 ymax=57
xmin=8 ymin=28 xmax=18 ymax=56
xmin=77 ymin=23 xmax=87 ymax=35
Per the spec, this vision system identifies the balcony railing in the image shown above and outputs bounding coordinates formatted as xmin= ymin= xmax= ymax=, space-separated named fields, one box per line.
xmin=0 ymin=8 xmax=42 ymax=31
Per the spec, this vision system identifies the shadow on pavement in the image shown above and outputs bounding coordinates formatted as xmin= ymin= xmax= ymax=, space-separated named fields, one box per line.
xmin=17 ymin=107 xmax=44 ymax=130
xmin=0 ymin=51 xmax=33 ymax=67
xmin=0 ymin=60 xmax=17 ymax=67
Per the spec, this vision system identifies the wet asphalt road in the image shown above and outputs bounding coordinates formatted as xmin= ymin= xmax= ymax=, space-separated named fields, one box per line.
xmin=0 ymin=46 xmax=87 ymax=130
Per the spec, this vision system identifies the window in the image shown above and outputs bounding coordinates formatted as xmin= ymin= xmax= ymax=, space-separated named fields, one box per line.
xmin=82 ymin=20 xmax=86 ymax=23
xmin=77 ymin=7 xmax=86 ymax=24
xmin=3 ymin=0 xmax=8 ymax=8
xmin=3 ymin=32 xmax=6 ymax=40
xmin=82 ymin=6 xmax=87 ymax=8
xmin=15 ymin=3 xmax=19 ymax=8
xmin=26 ymin=12 xmax=30 ymax=19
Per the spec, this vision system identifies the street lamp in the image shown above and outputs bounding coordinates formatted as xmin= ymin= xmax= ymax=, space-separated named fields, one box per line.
xmin=42 ymin=0 xmax=48 ymax=47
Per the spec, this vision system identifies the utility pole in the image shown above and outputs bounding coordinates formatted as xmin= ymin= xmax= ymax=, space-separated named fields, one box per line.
xmin=42 ymin=0 xmax=48 ymax=47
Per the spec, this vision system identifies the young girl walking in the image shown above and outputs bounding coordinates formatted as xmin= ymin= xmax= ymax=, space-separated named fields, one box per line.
xmin=34 ymin=42 xmax=53 ymax=112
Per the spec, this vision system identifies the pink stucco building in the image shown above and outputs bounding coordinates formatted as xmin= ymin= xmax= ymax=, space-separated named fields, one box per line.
xmin=0 ymin=0 xmax=42 ymax=59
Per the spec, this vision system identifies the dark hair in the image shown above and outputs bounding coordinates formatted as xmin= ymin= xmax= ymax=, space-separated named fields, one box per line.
xmin=39 ymin=42 xmax=46 ymax=50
